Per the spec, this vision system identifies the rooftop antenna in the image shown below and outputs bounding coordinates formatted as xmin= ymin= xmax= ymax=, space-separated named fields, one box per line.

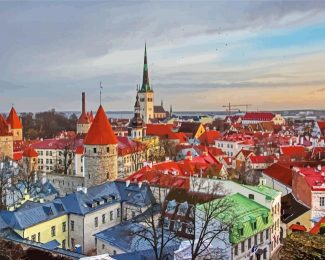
xmin=100 ymin=81 xmax=103 ymax=106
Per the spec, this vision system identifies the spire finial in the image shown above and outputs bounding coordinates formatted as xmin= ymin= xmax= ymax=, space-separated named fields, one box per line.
xmin=100 ymin=81 xmax=103 ymax=106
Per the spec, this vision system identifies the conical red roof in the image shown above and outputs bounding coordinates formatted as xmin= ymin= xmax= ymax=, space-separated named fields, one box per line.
xmin=7 ymin=107 xmax=22 ymax=129
xmin=84 ymin=105 xmax=118 ymax=145
xmin=23 ymin=146 xmax=38 ymax=157
xmin=0 ymin=114 xmax=10 ymax=136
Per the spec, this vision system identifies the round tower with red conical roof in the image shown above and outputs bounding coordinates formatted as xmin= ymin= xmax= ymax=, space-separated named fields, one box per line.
xmin=22 ymin=146 xmax=38 ymax=173
xmin=7 ymin=106 xmax=23 ymax=141
xmin=83 ymin=105 xmax=118 ymax=187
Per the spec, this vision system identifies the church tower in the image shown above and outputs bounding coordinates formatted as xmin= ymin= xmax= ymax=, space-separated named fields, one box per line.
xmin=128 ymin=93 xmax=146 ymax=139
xmin=138 ymin=43 xmax=154 ymax=123
xmin=83 ymin=105 xmax=118 ymax=187
xmin=7 ymin=106 xmax=23 ymax=141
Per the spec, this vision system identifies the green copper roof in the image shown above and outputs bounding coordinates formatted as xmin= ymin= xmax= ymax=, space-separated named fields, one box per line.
xmin=243 ymin=184 xmax=280 ymax=200
xmin=139 ymin=42 xmax=152 ymax=93
xmin=200 ymin=193 xmax=272 ymax=244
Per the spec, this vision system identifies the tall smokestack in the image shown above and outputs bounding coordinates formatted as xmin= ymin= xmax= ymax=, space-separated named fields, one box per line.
xmin=82 ymin=92 xmax=86 ymax=114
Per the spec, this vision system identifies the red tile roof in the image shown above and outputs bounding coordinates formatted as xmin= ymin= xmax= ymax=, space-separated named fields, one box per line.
xmin=243 ymin=112 xmax=275 ymax=121
xmin=117 ymin=136 xmax=146 ymax=156
xmin=289 ymin=224 xmax=307 ymax=232
xmin=199 ymin=130 xmax=222 ymax=145
xmin=84 ymin=105 xmax=118 ymax=145
xmin=309 ymin=216 xmax=325 ymax=235
xmin=23 ymin=146 xmax=39 ymax=157
xmin=294 ymin=166 xmax=325 ymax=191
xmin=32 ymin=138 xmax=83 ymax=150
xmin=263 ymin=163 xmax=292 ymax=186
xmin=75 ymin=145 xmax=84 ymax=155
xmin=146 ymin=124 xmax=174 ymax=137
xmin=0 ymin=114 xmax=11 ymax=136
xmin=249 ymin=155 xmax=276 ymax=164
xmin=13 ymin=151 xmax=22 ymax=161
xmin=280 ymin=145 xmax=307 ymax=158
xmin=77 ymin=112 xmax=90 ymax=124
xmin=6 ymin=107 xmax=22 ymax=129
xmin=316 ymin=121 xmax=325 ymax=133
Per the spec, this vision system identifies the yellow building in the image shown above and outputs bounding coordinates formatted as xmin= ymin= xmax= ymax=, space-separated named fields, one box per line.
xmin=1 ymin=200 xmax=69 ymax=250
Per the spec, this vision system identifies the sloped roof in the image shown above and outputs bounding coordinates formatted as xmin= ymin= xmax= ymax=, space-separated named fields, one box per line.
xmin=0 ymin=200 xmax=66 ymax=230
xmin=77 ymin=112 xmax=90 ymax=124
xmin=84 ymin=105 xmax=118 ymax=145
xmin=199 ymin=130 xmax=222 ymax=145
xmin=153 ymin=106 xmax=166 ymax=113
xmin=6 ymin=107 xmax=22 ymax=129
xmin=249 ymin=155 xmax=276 ymax=164
xmin=243 ymin=112 xmax=275 ymax=121
xmin=280 ymin=145 xmax=307 ymax=158
xmin=263 ymin=163 xmax=292 ymax=186
xmin=289 ymin=224 xmax=307 ymax=232
xmin=22 ymin=146 xmax=38 ymax=157
xmin=310 ymin=215 xmax=325 ymax=235
xmin=281 ymin=193 xmax=310 ymax=224
xmin=178 ymin=122 xmax=202 ymax=137
xmin=0 ymin=114 xmax=11 ymax=136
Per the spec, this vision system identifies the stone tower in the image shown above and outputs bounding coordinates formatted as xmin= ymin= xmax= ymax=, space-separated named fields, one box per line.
xmin=83 ymin=105 xmax=118 ymax=187
xmin=138 ymin=43 xmax=154 ymax=123
xmin=22 ymin=146 xmax=38 ymax=174
xmin=77 ymin=92 xmax=91 ymax=135
xmin=128 ymin=93 xmax=146 ymax=139
xmin=6 ymin=107 xmax=23 ymax=141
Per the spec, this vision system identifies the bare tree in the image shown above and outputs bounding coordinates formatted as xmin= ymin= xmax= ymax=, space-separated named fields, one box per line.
xmin=53 ymin=138 xmax=76 ymax=175
xmin=132 ymin=203 xmax=179 ymax=260
xmin=129 ymin=140 xmax=146 ymax=173
xmin=187 ymin=178 xmax=238 ymax=260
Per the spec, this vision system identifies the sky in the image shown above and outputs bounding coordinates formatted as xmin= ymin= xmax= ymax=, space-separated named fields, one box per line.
xmin=1 ymin=1 xmax=325 ymax=112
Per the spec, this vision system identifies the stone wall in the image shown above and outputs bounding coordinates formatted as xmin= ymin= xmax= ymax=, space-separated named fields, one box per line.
xmin=47 ymin=174 xmax=84 ymax=196
xmin=0 ymin=135 xmax=13 ymax=159
xmin=84 ymin=144 xmax=117 ymax=187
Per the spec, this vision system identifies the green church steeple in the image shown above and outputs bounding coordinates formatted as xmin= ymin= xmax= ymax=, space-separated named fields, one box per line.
xmin=140 ymin=42 xmax=152 ymax=92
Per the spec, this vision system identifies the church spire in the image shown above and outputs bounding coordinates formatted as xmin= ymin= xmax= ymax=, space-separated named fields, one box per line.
xmin=140 ymin=42 xmax=151 ymax=92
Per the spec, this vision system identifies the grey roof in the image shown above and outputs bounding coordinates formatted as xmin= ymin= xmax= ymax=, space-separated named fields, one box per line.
xmin=59 ymin=181 xmax=155 ymax=216
xmin=95 ymin=221 xmax=180 ymax=258
xmin=154 ymin=106 xmax=166 ymax=113
xmin=0 ymin=200 xmax=66 ymax=230
xmin=0 ymin=215 xmax=8 ymax=230
xmin=281 ymin=193 xmax=310 ymax=224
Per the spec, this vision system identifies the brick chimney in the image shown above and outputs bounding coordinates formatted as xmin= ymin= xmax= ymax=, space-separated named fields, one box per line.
xmin=82 ymin=92 xmax=86 ymax=115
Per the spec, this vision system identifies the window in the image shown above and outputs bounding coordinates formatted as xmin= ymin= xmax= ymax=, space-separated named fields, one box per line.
xmin=117 ymin=208 xmax=120 ymax=218
xmin=252 ymin=221 xmax=257 ymax=230
xmin=254 ymin=235 xmax=257 ymax=245
xmin=113 ymin=250 xmax=117 ymax=255
xmin=110 ymin=211 xmax=114 ymax=221
xmin=249 ymin=194 xmax=254 ymax=200
xmin=107 ymin=147 xmax=109 ymax=153
xmin=248 ymin=237 xmax=251 ymax=249
xmin=132 ymin=211 xmax=135 ymax=218
xmin=71 ymin=238 xmax=75 ymax=249
xmin=62 ymin=239 xmax=66 ymax=249
xmin=62 ymin=222 xmax=66 ymax=232
xmin=31 ymin=234 xmax=36 ymax=242
xmin=260 ymin=231 xmax=263 ymax=242
xmin=102 ymin=244 xmax=105 ymax=249
xmin=320 ymin=197 xmax=325 ymax=207
xmin=102 ymin=214 xmax=106 ymax=224
xmin=266 ymin=229 xmax=269 ymax=240
xmin=241 ymin=241 xmax=245 ymax=252
xmin=71 ymin=220 xmax=75 ymax=231
xmin=239 ymin=228 xmax=244 ymax=236
xmin=51 ymin=226 xmax=56 ymax=237
xmin=95 ymin=217 xmax=98 ymax=227
xmin=38 ymin=232 xmax=40 ymax=242
xmin=234 ymin=245 xmax=238 ymax=256
xmin=93 ymin=148 xmax=97 ymax=153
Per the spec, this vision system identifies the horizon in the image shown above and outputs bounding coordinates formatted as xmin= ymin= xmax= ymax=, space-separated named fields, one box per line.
xmin=1 ymin=1 xmax=325 ymax=112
